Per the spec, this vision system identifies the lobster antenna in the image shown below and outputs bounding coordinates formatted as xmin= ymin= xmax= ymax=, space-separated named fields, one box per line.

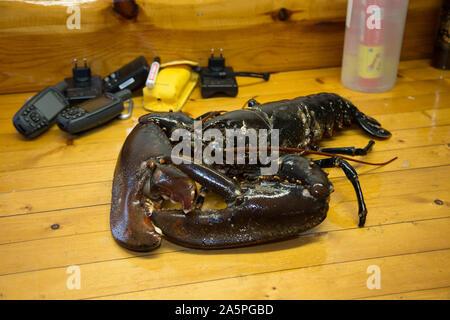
xmin=168 ymin=147 xmax=397 ymax=167
xmin=279 ymin=147 xmax=397 ymax=166
xmin=200 ymin=111 xmax=227 ymax=123
xmin=187 ymin=111 xmax=228 ymax=133
xmin=227 ymin=146 xmax=397 ymax=166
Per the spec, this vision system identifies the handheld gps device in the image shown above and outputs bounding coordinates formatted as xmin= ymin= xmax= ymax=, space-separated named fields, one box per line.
xmin=56 ymin=89 xmax=133 ymax=134
xmin=12 ymin=81 xmax=69 ymax=139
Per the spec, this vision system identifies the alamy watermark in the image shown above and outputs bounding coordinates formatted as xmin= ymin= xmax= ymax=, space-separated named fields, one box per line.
xmin=366 ymin=265 xmax=381 ymax=290
xmin=66 ymin=6 xmax=81 ymax=30
xmin=170 ymin=121 xmax=280 ymax=175
xmin=66 ymin=265 xmax=81 ymax=290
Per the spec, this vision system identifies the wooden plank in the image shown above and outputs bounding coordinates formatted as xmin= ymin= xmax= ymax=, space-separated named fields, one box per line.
xmin=0 ymin=185 xmax=447 ymax=246
xmin=0 ymin=104 xmax=450 ymax=158
xmin=1 ymin=70 xmax=449 ymax=117
xmin=0 ymin=160 xmax=115 ymax=193
xmin=397 ymin=66 xmax=450 ymax=81
xmin=0 ymin=218 xmax=448 ymax=299
xmin=0 ymin=81 xmax=444 ymax=122
xmin=0 ymin=58 xmax=445 ymax=120
xmin=1 ymin=80 xmax=449 ymax=155
xmin=1 ymin=143 xmax=448 ymax=193
xmin=0 ymin=193 xmax=448 ymax=276
xmin=0 ymin=58 xmax=448 ymax=127
xmin=0 ymin=205 xmax=109 ymax=245
xmin=1 ymin=140 xmax=123 ymax=172
xmin=320 ymin=125 xmax=450 ymax=150
xmin=0 ymin=0 xmax=441 ymax=93
xmin=423 ymin=108 xmax=450 ymax=126
xmin=331 ymin=189 xmax=449 ymax=228
xmin=92 ymin=249 xmax=450 ymax=300
xmin=363 ymin=286 xmax=450 ymax=300
xmin=1 ymin=161 xmax=447 ymax=219
xmin=2 ymin=119 xmax=449 ymax=172
xmin=0 ymin=181 xmax=111 ymax=218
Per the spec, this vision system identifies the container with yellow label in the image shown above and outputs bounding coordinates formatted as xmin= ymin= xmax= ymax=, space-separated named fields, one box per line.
xmin=357 ymin=45 xmax=384 ymax=79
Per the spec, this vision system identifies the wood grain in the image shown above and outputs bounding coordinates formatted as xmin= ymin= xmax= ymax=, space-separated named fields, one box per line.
xmin=95 ymin=249 xmax=450 ymax=300
xmin=2 ymin=144 xmax=448 ymax=193
xmin=0 ymin=0 xmax=442 ymax=93
xmin=0 ymin=59 xmax=449 ymax=300
xmin=1 ymin=124 xmax=449 ymax=172
xmin=0 ymin=219 xmax=448 ymax=299
xmin=363 ymin=286 xmax=450 ymax=300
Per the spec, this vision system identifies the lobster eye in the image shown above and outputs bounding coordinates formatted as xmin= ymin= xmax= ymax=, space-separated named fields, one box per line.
xmin=193 ymin=189 xmax=198 ymax=201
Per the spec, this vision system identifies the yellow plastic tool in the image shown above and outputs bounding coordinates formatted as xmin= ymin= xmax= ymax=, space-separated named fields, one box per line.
xmin=143 ymin=62 xmax=199 ymax=112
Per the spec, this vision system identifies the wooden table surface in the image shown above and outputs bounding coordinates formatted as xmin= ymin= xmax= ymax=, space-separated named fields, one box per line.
xmin=0 ymin=59 xmax=449 ymax=300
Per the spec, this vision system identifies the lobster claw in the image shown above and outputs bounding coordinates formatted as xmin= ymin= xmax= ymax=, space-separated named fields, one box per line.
xmin=151 ymin=181 xmax=330 ymax=249
xmin=150 ymin=154 xmax=333 ymax=249
xmin=110 ymin=122 xmax=198 ymax=251
xmin=110 ymin=123 xmax=166 ymax=251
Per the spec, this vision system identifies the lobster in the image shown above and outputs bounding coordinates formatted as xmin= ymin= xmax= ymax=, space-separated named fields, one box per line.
xmin=110 ymin=93 xmax=393 ymax=252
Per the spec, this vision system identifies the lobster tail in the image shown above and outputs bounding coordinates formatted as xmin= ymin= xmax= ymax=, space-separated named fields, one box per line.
xmin=321 ymin=93 xmax=391 ymax=139
xmin=353 ymin=110 xmax=391 ymax=139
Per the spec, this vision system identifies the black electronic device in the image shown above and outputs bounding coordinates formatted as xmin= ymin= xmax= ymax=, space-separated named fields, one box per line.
xmin=103 ymin=56 xmax=150 ymax=93
xmin=12 ymin=80 xmax=69 ymax=139
xmin=201 ymin=66 xmax=239 ymax=98
xmin=56 ymin=89 xmax=133 ymax=134
xmin=195 ymin=49 xmax=270 ymax=98
xmin=198 ymin=49 xmax=237 ymax=98
xmin=64 ymin=58 xmax=102 ymax=103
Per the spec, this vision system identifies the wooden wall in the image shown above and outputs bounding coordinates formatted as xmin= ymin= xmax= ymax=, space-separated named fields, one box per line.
xmin=0 ymin=0 xmax=442 ymax=94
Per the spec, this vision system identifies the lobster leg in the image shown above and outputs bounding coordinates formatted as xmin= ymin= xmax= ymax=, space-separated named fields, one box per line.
xmin=194 ymin=186 xmax=207 ymax=209
xmin=314 ymin=157 xmax=368 ymax=227
xmin=317 ymin=140 xmax=375 ymax=156
xmin=168 ymin=160 xmax=243 ymax=204
xmin=279 ymin=154 xmax=334 ymax=199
